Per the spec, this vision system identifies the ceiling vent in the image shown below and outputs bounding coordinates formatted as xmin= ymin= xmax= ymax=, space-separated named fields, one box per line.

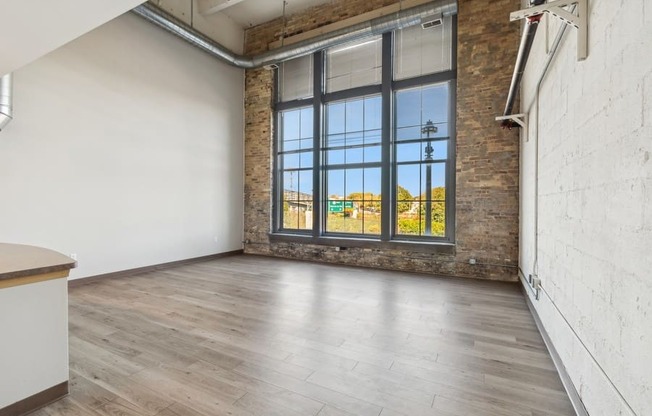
xmin=421 ymin=17 xmax=443 ymax=29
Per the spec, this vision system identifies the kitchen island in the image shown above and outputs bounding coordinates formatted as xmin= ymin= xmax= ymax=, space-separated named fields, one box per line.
xmin=0 ymin=243 xmax=76 ymax=416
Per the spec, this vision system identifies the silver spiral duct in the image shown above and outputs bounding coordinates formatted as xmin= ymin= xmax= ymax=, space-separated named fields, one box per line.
xmin=0 ymin=73 xmax=12 ymax=132
xmin=132 ymin=0 xmax=457 ymax=69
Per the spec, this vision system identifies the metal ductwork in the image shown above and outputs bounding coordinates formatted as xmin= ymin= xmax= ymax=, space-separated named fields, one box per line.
xmin=132 ymin=0 xmax=458 ymax=69
xmin=501 ymin=0 xmax=546 ymax=129
xmin=0 ymin=73 xmax=13 ymax=132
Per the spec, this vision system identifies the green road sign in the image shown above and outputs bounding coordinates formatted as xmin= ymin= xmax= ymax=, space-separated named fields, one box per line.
xmin=328 ymin=200 xmax=354 ymax=212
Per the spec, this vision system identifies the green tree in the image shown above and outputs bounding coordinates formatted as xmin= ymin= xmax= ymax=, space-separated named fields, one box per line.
xmin=347 ymin=192 xmax=381 ymax=211
xmin=397 ymin=186 xmax=413 ymax=214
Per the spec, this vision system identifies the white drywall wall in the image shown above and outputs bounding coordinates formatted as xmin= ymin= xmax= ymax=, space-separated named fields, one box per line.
xmin=0 ymin=278 xmax=69 ymax=409
xmin=520 ymin=1 xmax=651 ymax=415
xmin=0 ymin=13 xmax=244 ymax=279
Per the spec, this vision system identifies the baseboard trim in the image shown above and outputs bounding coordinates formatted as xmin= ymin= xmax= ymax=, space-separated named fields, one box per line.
xmin=68 ymin=249 xmax=244 ymax=288
xmin=520 ymin=281 xmax=589 ymax=416
xmin=0 ymin=381 xmax=68 ymax=416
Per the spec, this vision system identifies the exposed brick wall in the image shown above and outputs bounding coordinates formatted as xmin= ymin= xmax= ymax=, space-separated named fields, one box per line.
xmin=243 ymin=0 xmax=521 ymax=281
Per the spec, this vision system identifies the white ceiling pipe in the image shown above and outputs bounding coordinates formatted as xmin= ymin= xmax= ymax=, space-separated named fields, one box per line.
xmin=132 ymin=0 xmax=458 ymax=69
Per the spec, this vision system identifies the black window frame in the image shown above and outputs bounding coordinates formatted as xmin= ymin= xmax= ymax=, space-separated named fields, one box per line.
xmin=272 ymin=17 xmax=457 ymax=248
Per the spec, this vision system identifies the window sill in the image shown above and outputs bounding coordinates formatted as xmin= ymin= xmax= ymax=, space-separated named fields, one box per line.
xmin=268 ymin=233 xmax=455 ymax=254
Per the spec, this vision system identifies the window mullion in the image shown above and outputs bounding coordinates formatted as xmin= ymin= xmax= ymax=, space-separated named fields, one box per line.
xmin=273 ymin=69 xmax=281 ymax=232
xmin=380 ymin=32 xmax=392 ymax=242
xmin=312 ymin=51 xmax=323 ymax=238
xmin=446 ymin=79 xmax=457 ymax=243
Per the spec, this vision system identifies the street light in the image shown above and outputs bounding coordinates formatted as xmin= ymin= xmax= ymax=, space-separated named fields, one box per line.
xmin=421 ymin=120 xmax=437 ymax=236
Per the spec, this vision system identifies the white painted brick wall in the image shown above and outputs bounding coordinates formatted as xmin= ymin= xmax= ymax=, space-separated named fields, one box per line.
xmin=519 ymin=0 xmax=652 ymax=414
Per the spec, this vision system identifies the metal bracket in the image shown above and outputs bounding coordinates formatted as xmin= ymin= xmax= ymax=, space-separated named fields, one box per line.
xmin=510 ymin=0 xmax=588 ymax=60
xmin=495 ymin=113 xmax=528 ymax=130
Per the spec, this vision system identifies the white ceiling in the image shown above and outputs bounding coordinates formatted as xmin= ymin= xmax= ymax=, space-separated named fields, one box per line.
xmin=0 ymin=0 xmax=146 ymax=76
xmin=215 ymin=0 xmax=333 ymax=28
xmin=154 ymin=0 xmax=334 ymax=54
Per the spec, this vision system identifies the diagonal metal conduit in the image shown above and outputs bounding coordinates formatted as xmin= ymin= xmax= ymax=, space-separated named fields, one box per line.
xmin=501 ymin=0 xmax=546 ymax=128
xmin=132 ymin=0 xmax=458 ymax=69
xmin=0 ymin=73 xmax=12 ymax=132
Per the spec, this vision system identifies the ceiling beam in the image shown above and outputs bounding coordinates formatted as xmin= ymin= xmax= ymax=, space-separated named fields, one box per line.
xmin=198 ymin=0 xmax=247 ymax=15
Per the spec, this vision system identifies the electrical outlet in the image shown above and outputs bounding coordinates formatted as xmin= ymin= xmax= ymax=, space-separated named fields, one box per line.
xmin=532 ymin=275 xmax=541 ymax=289
xmin=468 ymin=258 xmax=476 ymax=265
xmin=70 ymin=253 xmax=77 ymax=261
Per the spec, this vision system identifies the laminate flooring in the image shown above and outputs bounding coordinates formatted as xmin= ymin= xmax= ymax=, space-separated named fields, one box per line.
xmin=33 ymin=255 xmax=575 ymax=416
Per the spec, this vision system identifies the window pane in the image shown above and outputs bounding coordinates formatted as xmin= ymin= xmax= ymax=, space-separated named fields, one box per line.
xmin=396 ymin=126 xmax=421 ymax=141
xmin=326 ymin=37 xmax=382 ymax=93
xmin=298 ymin=170 xmax=313 ymax=200
xmin=281 ymin=107 xmax=313 ymax=148
xmin=327 ymin=102 xmax=345 ymax=135
xmin=396 ymin=140 xmax=448 ymax=163
xmin=283 ymin=139 xmax=300 ymax=152
xmin=395 ymin=88 xmax=421 ymax=128
xmin=396 ymin=142 xmax=422 ymax=162
xmin=282 ymin=167 xmax=312 ymax=231
xmin=394 ymin=15 xmax=453 ymax=81
xmin=300 ymin=138 xmax=313 ymax=150
xmin=282 ymin=110 xmax=300 ymax=141
xmin=433 ymin=140 xmax=448 ymax=159
xmin=397 ymin=164 xmax=420 ymax=204
xmin=326 ymin=133 xmax=346 ymax=148
xmin=364 ymin=145 xmax=381 ymax=163
xmin=362 ymin=168 xmax=381 ymax=234
xmin=300 ymin=151 xmax=312 ymax=169
xmin=364 ymin=96 xmax=382 ymax=130
xmin=364 ymin=129 xmax=381 ymax=145
xmin=282 ymin=200 xmax=312 ymax=230
xmin=345 ymin=168 xmax=363 ymax=196
xmin=422 ymin=84 xmax=449 ymax=125
xmin=283 ymin=171 xmax=298 ymax=194
xmin=326 ymin=170 xmax=345 ymax=199
xmin=327 ymin=149 xmax=345 ymax=165
xmin=396 ymin=162 xmax=446 ymax=237
xmin=395 ymin=83 xmax=450 ymax=142
xmin=280 ymin=55 xmax=313 ymax=101
xmin=300 ymin=107 xmax=314 ymax=138
xmin=345 ymin=99 xmax=364 ymax=132
xmin=364 ymin=167 xmax=381 ymax=195
xmin=346 ymin=131 xmax=364 ymax=147
xmin=326 ymin=168 xmax=366 ymax=235
xmin=283 ymin=153 xmax=299 ymax=170
xmin=420 ymin=162 xmax=446 ymax=198
xmin=345 ymin=147 xmax=363 ymax=164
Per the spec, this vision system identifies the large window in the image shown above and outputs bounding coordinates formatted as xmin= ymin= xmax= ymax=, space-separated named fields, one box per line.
xmin=275 ymin=16 xmax=456 ymax=244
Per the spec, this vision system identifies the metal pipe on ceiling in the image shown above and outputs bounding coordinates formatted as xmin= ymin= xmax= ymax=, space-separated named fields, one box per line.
xmin=0 ymin=73 xmax=13 ymax=132
xmin=501 ymin=0 xmax=546 ymax=129
xmin=132 ymin=0 xmax=458 ymax=69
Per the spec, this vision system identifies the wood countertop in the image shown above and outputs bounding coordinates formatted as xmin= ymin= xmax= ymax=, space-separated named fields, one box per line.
xmin=0 ymin=243 xmax=76 ymax=281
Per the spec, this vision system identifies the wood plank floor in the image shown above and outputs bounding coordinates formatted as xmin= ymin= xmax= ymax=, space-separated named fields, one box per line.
xmin=33 ymin=255 xmax=574 ymax=416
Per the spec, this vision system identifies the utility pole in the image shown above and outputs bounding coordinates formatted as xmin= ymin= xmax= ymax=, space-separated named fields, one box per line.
xmin=422 ymin=120 xmax=437 ymax=235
